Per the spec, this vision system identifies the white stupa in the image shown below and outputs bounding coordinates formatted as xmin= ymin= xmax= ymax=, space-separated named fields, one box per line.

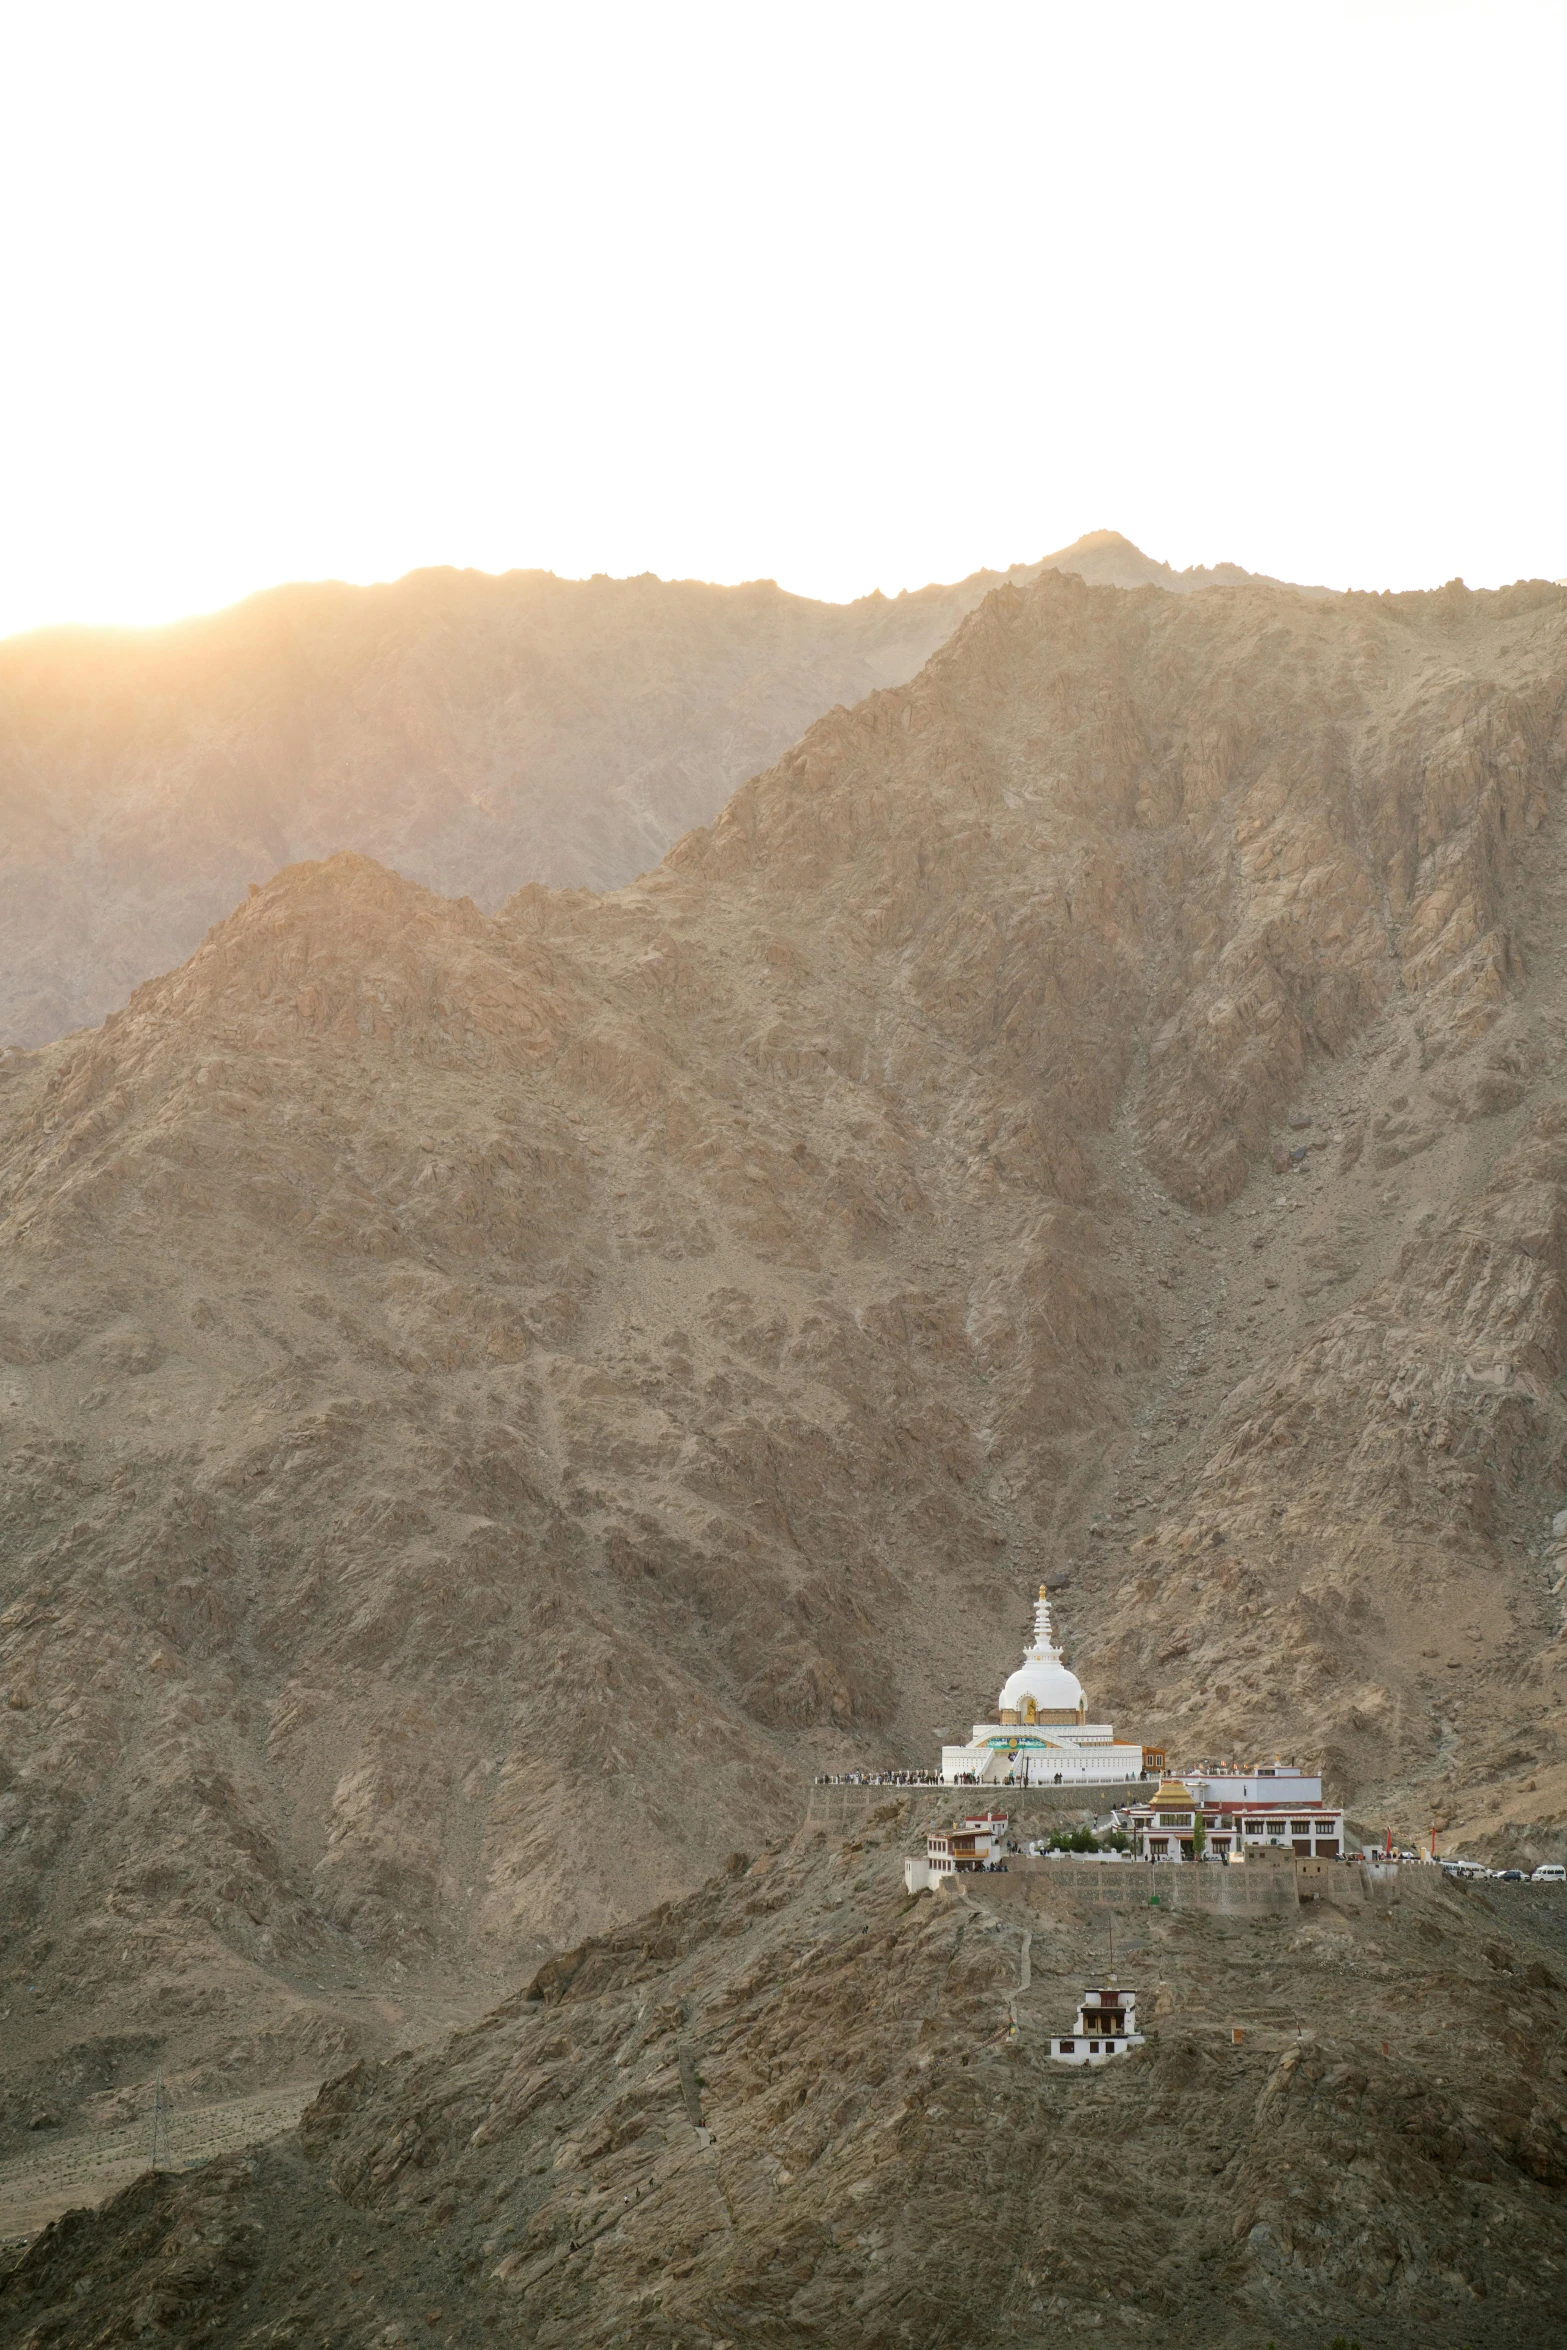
xmin=940 ymin=1586 xmax=1150 ymax=1786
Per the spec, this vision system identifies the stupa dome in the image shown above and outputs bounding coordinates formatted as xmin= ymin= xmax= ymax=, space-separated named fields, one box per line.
xmin=995 ymin=1587 xmax=1085 ymax=1717
xmin=999 ymin=1653 xmax=1085 ymax=1715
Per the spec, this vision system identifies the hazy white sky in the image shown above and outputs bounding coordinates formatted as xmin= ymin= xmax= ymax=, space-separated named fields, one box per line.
xmin=2 ymin=0 xmax=1564 ymax=637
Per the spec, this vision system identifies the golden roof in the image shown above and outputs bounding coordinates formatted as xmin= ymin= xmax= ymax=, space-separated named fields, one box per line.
xmin=1147 ymin=1779 xmax=1195 ymax=1810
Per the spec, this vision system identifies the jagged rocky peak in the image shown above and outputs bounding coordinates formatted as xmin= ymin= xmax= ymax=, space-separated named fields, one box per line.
xmin=1036 ymin=525 xmax=1335 ymax=596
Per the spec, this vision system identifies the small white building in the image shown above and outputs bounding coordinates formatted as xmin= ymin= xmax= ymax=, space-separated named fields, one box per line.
xmin=906 ymin=1812 xmax=1011 ymax=1893
xmin=1049 ymin=1983 xmax=1143 ymax=2066
xmin=940 ymin=1587 xmax=1152 ymax=1787
xmin=925 ymin=1812 xmax=1009 ymax=1880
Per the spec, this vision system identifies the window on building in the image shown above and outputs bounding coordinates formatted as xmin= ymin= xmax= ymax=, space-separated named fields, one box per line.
xmin=1060 ymin=2039 xmax=1075 ymax=2054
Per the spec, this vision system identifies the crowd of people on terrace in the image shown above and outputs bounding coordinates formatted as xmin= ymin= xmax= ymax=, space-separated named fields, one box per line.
xmin=812 ymin=1769 xmax=942 ymax=1786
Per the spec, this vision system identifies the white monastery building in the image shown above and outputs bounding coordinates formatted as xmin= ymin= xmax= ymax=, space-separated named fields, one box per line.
xmin=940 ymin=1587 xmax=1156 ymax=1787
xmin=1049 ymin=1983 xmax=1144 ymax=2066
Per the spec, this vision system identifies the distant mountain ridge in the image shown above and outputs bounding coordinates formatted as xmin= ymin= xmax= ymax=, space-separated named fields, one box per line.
xmin=1035 ymin=525 xmax=1334 ymax=597
xmin=0 ymin=533 xmax=1323 ymax=1046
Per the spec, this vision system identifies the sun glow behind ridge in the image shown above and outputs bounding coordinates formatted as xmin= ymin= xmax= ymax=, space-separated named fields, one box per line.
xmin=1 ymin=0 xmax=1564 ymax=640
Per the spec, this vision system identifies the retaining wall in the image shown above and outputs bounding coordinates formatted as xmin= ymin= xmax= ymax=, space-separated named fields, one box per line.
xmin=803 ymin=1787 xmax=1403 ymax=1916
xmin=915 ymin=1851 xmax=1393 ymax=1919
xmin=956 ymin=1854 xmax=1310 ymax=1917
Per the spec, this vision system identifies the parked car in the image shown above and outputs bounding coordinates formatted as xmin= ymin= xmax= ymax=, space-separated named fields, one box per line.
xmin=1496 ymin=1868 xmax=1527 ymax=1882
xmin=1531 ymin=1863 xmax=1565 ymax=1884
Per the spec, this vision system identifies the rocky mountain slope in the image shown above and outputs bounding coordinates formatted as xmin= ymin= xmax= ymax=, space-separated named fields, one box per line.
xmin=4 ymin=1820 xmax=1565 ymax=2349
xmin=3 ymin=563 xmax=1567 ymax=2152
xmin=0 ymin=533 xmax=1315 ymax=1049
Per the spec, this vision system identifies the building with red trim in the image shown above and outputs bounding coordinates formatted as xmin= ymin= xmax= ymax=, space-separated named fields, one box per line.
xmin=1126 ymin=1765 xmax=1344 ymax=1861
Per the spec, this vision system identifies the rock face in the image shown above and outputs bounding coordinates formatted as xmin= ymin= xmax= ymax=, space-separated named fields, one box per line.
xmin=0 ymin=534 xmax=1322 ymax=1050
xmin=4 ymin=1823 xmax=1565 ymax=2348
xmin=3 ymin=564 xmax=1567 ymax=2142
xmin=0 ymin=563 xmax=1001 ymax=1048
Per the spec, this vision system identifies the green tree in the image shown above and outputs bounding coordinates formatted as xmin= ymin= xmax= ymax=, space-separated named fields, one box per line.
xmin=1191 ymin=1811 xmax=1207 ymax=1860
xmin=1050 ymin=1824 xmax=1099 ymax=1854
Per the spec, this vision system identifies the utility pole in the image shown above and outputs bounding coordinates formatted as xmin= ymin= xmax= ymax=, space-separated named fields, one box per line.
xmin=149 ymin=2070 xmax=170 ymax=2170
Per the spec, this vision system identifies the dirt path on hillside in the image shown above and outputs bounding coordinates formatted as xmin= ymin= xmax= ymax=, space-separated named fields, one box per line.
xmin=0 ymin=2081 xmax=318 ymax=2245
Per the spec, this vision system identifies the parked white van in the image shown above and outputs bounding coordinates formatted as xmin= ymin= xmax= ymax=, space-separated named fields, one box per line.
xmin=1531 ymin=1863 xmax=1565 ymax=1885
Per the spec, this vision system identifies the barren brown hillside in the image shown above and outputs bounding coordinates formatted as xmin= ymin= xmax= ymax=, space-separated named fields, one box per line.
xmin=0 ymin=532 xmax=1316 ymax=1049
xmin=3 ymin=564 xmax=1567 ymax=2147
xmin=5 ymin=1821 xmax=1565 ymax=2350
